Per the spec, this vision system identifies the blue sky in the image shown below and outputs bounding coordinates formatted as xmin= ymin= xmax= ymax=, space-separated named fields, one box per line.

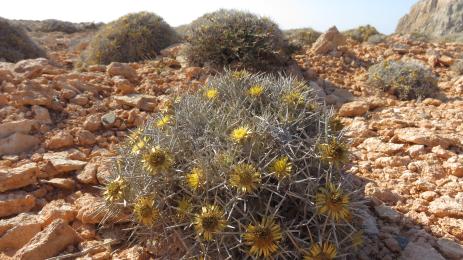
xmin=1 ymin=0 xmax=417 ymax=34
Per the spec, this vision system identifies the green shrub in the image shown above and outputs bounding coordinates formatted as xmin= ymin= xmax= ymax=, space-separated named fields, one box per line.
xmin=185 ymin=9 xmax=289 ymax=72
xmin=451 ymin=60 xmax=463 ymax=75
xmin=344 ymin=25 xmax=380 ymax=42
xmin=80 ymin=12 xmax=179 ymax=65
xmin=367 ymin=34 xmax=386 ymax=45
xmin=103 ymin=71 xmax=365 ymax=258
xmin=368 ymin=60 xmax=438 ymax=100
xmin=285 ymin=27 xmax=321 ymax=51
xmin=38 ymin=19 xmax=79 ymax=33
xmin=0 ymin=17 xmax=46 ymax=62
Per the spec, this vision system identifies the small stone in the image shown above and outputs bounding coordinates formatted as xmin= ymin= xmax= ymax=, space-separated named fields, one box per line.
xmin=44 ymin=178 xmax=75 ymax=190
xmin=407 ymin=145 xmax=426 ymax=158
xmin=101 ymin=112 xmax=116 ymax=128
xmin=46 ymin=131 xmax=74 ymax=150
xmin=0 ymin=191 xmax=36 ymax=218
xmin=113 ymin=245 xmax=147 ymax=260
xmin=113 ymin=76 xmax=136 ymax=94
xmin=113 ymin=94 xmax=158 ymax=112
xmin=70 ymin=94 xmax=89 ymax=106
xmin=107 ymin=62 xmax=138 ymax=83
xmin=310 ymin=26 xmax=346 ymax=55
xmin=49 ymin=158 xmax=87 ymax=175
xmin=76 ymin=162 xmax=98 ymax=185
xmin=83 ymin=114 xmax=102 ymax=132
xmin=14 ymin=219 xmax=81 ymax=259
xmin=32 ymin=105 xmax=52 ymax=124
xmin=76 ymin=129 xmax=97 ymax=146
xmin=39 ymin=199 xmax=76 ymax=226
xmin=75 ymin=194 xmax=127 ymax=224
xmin=395 ymin=128 xmax=457 ymax=148
xmin=374 ymin=204 xmax=402 ymax=222
xmin=338 ymin=101 xmax=369 ymax=117
xmin=429 ymin=195 xmax=463 ymax=218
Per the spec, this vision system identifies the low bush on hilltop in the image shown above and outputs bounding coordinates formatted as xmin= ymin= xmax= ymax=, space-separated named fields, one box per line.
xmin=80 ymin=12 xmax=179 ymax=65
xmin=0 ymin=17 xmax=46 ymax=62
xmin=102 ymin=71 xmax=366 ymax=259
xmin=285 ymin=27 xmax=321 ymax=51
xmin=185 ymin=9 xmax=289 ymax=72
xmin=368 ymin=60 xmax=438 ymax=100
xmin=344 ymin=25 xmax=381 ymax=43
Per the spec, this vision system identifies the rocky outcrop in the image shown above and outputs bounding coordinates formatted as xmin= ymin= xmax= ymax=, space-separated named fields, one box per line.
xmin=396 ymin=0 xmax=463 ymax=37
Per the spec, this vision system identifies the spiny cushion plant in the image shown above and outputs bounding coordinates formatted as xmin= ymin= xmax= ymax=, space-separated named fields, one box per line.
xmin=285 ymin=28 xmax=321 ymax=52
xmin=103 ymin=71 xmax=366 ymax=258
xmin=185 ymin=9 xmax=289 ymax=72
xmin=0 ymin=17 xmax=46 ymax=62
xmin=344 ymin=25 xmax=380 ymax=43
xmin=368 ymin=60 xmax=438 ymax=100
xmin=80 ymin=12 xmax=179 ymax=65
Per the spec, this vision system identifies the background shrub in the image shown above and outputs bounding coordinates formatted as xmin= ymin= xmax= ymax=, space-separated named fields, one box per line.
xmin=80 ymin=12 xmax=179 ymax=65
xmin=103 ymin=71 xmax=365 ymax=258
xmin=0 ymin=17 xmax=46 ymax=62
xmin=344 ymin=25 xmax=380 ymax=42
xmin=38 ymin=19 xmax=79 ymax=33
xmin=368 ymin=60 xmax=438 ymax=100
xmin=185 ymin=9 xmax=289 ymax=72
xmin=284 ymin=27 xmax=321 ymax=52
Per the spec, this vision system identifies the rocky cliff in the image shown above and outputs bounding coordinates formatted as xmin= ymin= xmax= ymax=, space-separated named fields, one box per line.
xmin=396 ymin=0 xmax=463 ymax=36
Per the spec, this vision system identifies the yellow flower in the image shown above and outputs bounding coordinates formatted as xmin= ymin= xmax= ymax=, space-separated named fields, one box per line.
xmin=318 ymin=138 xmax=349 ymax=166
xmin=270 ymin=156 xmax=292 ymax=180
xmin=230 ymin=126 xmax=252 ymax=143
xmin=128 ymin=128 xmax=142 ymax=143
xmin=315 ymin=182 xmax=351 ymax=222
xmin=282 ymin=91 xmax=305 ymax=107
xmin=204 ymin=87 xmax=218 ymax=100
xmin=243 ymin=217 xmax=282 ymax=257
xmin=156 ymin=115 xmax=172 ymax=128
xmin=142 ymin=146 xmax=173 ymax=174
xmin=352 ymin=231 xmax=364 ymax=248
xmin=131 ymin=136 xmax=151 ymax=155
xmin=194 ymin=204 xmax=227 ymax=241
xmin=176 ymin=197 xmax=192 ymax=221
xmin=133 ymin=196 xmax=159 ymax=226
xmin=248 ymin=85 xmax=264 ymax=97
xmin=103 ymin=176 xmax=128 ymax=203
xmin=304 ymin=242 xmax=337 ymax=260
xmin=232 ymin=70 xmax=250 ymax=79
xmin=186 ymin=167 xmax=205 ymax=190
xmin=229 ymin=163 xmax=261 ymax=193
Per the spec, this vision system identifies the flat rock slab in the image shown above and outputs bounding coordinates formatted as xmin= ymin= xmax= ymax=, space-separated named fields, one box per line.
xmin=0 ymin=213 xmax=42 ymax=252
xmin=113 ymin=94 xmax=158 ymax=111
xmin=0 ymin=133 xmax=40 ymax=156
xmin=395 ymin=128 xmax=459 ymax=148
xmin=14 ymin=219 xmax=81 ymax=259
xmin=0 ymin=191 xmax=36 ymax=218
xmin=0 ymin=163 xmax=38 ymax=192
xmin=0 ymin=119 xmax=36 ymax=139
xmin=49 ymin=158 xmax=87 ymax=174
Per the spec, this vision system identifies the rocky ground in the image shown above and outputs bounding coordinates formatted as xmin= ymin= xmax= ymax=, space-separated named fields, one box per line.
xmin=0 ymin=29 xmax=462 ymax=259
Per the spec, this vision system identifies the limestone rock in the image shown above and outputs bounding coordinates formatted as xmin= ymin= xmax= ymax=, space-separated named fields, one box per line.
xmin=0 ymin=213 xmax=41 ymax=252
xmin=49 ymin=158 xmax=87 ymax=175
xmin=0 ymin=191 xmax=36 ymax=218
xmin=32 ymin=105 xmax=52 ymax=124
xmin=310 ymin=26 xmax=346 ymax=55
xmin=0 ymin=119 xmax=36 ymax=139
xmin=14 ymin=219 xmax=81 ymax=259
xmin=39 ymin=199 xmax=76 ymax=226
xmin=107 ymin=62 xmax=138 ymax=83
xmin=83 ymin=114 xmax=102 ymax=132
xmin=396 ymin=0 xmax=463 ymax=37
xmin=0 ymin=162 xmax=38 ymax=192
xmin=76 ymin=162 xmax=98 ymax=185
xmin=0 ymin=133 xmax=40 ymax=156
xmin=113 ymin=76 xmax=136 ymax=94
xmin=46 ymin=131 xmax=74 ymax=150
xmin=436 ymin=238 xmax=463 ymax=259
xmin=429 ymin=195 xmax=463 ymax=218
xmin=113 ymin=94 xmax=158 ymax=112
xmin=395 ymin=128 xmax=458 ymax=148
xmin=338 ymin=101 xmax=369 ymax=117
xmin=399 ymin=241 xmax=445 ymax=260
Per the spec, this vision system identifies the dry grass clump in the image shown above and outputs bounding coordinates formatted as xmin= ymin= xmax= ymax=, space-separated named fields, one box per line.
xmin=103 ymin=71 xmax=366 ymax=258
xmin=185 ymin=9 xmax=289 ymax=72
xmin=80 ymin=12 xmax=179 ymax=65
xmin=368 ymin=60 xmax=438 ymax=100
xmin=0 ymin=17 xmax=46 ymax=62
